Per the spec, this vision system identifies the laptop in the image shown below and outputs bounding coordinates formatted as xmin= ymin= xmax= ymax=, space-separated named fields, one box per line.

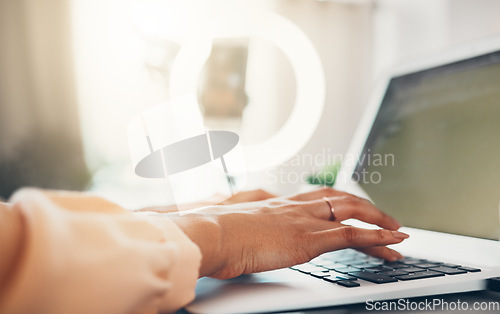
xmin=186 ymin=36 xmax=500 ymax=314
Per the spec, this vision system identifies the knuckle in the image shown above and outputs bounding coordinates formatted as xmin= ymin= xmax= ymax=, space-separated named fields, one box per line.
xmin=291 ymin=215 xmax=311 ymax=229
xmin=341 ymin=226 xmax=357 ymax=243
xmin=255 ymin=189 xmax=269 ymax=197
xmin=288 ymin=193 xmax=303 ymax=201
xmin=375 ymin=229 xmax=386 ymax=241
xmin=286 ymin=207 xmax=303 ymax=219
xmin=319 ymin=186 xmax=332 ymax=194
xmin=260 ymin=206 xmax=273 ymax=214
xmin=267 ymin=200 xmax=283 ymax=207
xmin=345 ymin=195 xmax=359 ymax=206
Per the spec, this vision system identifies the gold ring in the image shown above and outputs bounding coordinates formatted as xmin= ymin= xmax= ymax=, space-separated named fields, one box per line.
xmin=323 ymin=197 xmax=336 ymax=221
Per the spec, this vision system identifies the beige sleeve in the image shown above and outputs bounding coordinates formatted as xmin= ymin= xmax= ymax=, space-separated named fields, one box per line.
xmin=0 ymin=189 xmax=201 ymax=314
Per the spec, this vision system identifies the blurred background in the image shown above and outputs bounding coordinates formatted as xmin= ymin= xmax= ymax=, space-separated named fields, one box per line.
xmin=1 ymin=0 xmax=500 ymax=208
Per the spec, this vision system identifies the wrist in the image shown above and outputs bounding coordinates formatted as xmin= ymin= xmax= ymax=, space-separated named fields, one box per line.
xmin=170 ymin=214 xmax=222 ymax=277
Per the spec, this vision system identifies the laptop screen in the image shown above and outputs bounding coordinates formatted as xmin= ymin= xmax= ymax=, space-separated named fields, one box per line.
xmin=354 ymin=50 xmax=500 ymax=241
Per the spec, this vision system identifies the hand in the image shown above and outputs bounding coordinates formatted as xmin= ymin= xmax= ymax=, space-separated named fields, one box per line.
xmin=169 ymin=187 xmax=408 ymax=279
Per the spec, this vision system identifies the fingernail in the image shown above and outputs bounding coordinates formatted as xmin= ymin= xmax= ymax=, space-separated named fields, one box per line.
xmin=391 ymin=231 xmax=409 ymax=239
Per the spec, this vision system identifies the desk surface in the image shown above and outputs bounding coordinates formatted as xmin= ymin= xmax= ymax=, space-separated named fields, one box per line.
xmin=180 ymin=290 xmax=500 ymax=314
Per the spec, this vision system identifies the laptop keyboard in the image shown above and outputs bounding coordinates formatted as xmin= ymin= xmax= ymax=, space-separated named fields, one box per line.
xmin=290 ymin=249 xmax=480 ymax=288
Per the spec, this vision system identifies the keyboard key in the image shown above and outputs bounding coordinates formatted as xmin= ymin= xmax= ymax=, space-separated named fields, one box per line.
xmin=337 ymin=260 xmax=361 ymax=266
xmin=349 ymin=260 xmax=372 ymax=266
xmin=335 ymin=266 xmax=361 ymax=274
xmin=364 ymin=258 xmax=384 ymax=264
xmin=322 ymin=270 xmax=344 ymax=276
xmin=298 ymin=269 xmax=322 ymax=274
xmin=294 ymin=265 xmax=327 ymax=274
xmin=309 ymin=256 xmax=328 ymax=263
xmin=357 ymin=263 xmax=385 ymax=269
xmin=320 ymin=263 xmax=349 ymax=270
xmin=292 ymin=264 xmax=322 ymax=270
xmin=290 ymin=263 xmax=315 ymax=270
xmin=335 ymin=274 xmax=358 ymax=281
xmin=400 ymin=267 xmax=426 ymax=273
xmin=323 ymin=277 xmax=342 ymax=283
xmin=458 ymin=266 xmax=481 ymax=272
xmin=414 ymin=263 xmax=442 ymax=269
xmin=442 ymin=263 xmax=461 ymax=268
xmin=396 ymin=271 xmax=445 ymax=281
xmin=365 ymin=266 xmax=393 ymax=273
xmin=337 ymin=280 xmax=361 ymax=287
xmin=348 ymin=271 xmax=398 ymax=284
xmin=430 ymin=266 xmax=467 ymax=275
xmin=329 ymin=249 xmax=356 ymax=256
xmin=309 ymin=271 xmax=331 ymax=278
xmin=318 ymin=270 xmax=354 ymax=280
xmin=379 ymin=270 xmax=409 ymax=277
xmin=383 ymin=262 xmax=408 ymax=269
xmin=400 ymin=259 xmax=425 ymax=265
xmin=425 ymin=260 xmax=444 ymax=265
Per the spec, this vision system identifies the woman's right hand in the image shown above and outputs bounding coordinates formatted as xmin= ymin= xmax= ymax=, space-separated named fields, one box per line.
xmin=169 ymin=187 xmax=408 ymax=279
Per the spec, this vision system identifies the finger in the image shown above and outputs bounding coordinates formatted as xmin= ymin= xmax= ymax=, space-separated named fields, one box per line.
xmin=302 ymin=196 xmax=401 ymax=230
xmin=312 ymin=196 xmax=401 ymax=230
xmin=286 ymin=187 xmax=350 ymax=202
xmin=311 ymin=226 xmax=409 ymax=256
xmin=357 ymin=246 xmax=404 ymax=262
